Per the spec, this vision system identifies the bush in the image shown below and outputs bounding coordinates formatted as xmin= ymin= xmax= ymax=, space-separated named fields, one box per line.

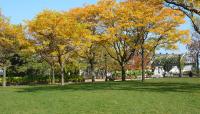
xmin=112 ymin=70 xmax=153 ymax=79
xmin=66 ymin=75 xmax=85 ymax=83
xmin=128 ymin=70 xmax=141 ymax=78
xmin=5 ymin=75 xmax=49 ymax=85
xmin=145 ymin=70 xmax=154 ymax=76
xmin=112 ymin=71 xmax=122 ymax=79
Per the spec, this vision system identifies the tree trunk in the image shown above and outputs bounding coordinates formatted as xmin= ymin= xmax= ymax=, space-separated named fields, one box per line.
xmin=61 ymin=62 xmax=65 ymax=86
xmin=105 ymin=69 xmax=108 ymax=82
xmin=121 ymin=65 xmax=126 ymax=81
xmin=52 ymin=66 xmax=55 ymax=84
xmin=196 ymin=52 xmax=199 ymax=77
xmin=3 ymin=66 xmax=6 ymax=87
xmin=90 ymin=61 xmax=95 ymax=83
xmin=178 ymin=55 xmax=182 ymax=78
xmin=141 ymin=46 xmax=145 ymax=82
xmin=105 ymin=55 xmax=108 ymax=82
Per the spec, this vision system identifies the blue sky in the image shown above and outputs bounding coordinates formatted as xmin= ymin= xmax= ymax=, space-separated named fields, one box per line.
xmin=0 ymin=0 xmax=97 ymax=24
xmin=0 ymin=0 xmax=192 ymax=54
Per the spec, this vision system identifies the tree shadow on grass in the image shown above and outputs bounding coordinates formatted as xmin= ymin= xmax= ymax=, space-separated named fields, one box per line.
xmin=16 ymin=79 xmax=200 ymax=93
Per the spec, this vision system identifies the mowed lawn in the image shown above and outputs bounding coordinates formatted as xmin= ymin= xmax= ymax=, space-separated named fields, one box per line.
xmin=0 ymin=78 xmax=200 ymax=114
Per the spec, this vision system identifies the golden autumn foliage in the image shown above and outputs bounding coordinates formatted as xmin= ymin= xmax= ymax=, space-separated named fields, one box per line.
xmin=0 ymin=14 xmax=30 ymax=66
xmin=67 ymin=4 xmax=102 ymax=82
xmin=27 ymin=10 xmax=91 ymax=85
xmin=0 ymin=12 xmax=31 ymax=86
xmin=0 ymin=0 xmax=192 ymax=84
xmin=95 ymin=0 xmax=190 ymax=81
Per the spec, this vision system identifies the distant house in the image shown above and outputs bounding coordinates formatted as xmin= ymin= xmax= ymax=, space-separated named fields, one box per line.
xmin=169 ymin=66 xmax=180 ymax=74
xmin=153 ymin=66 xmax=164 ymax=78
xmin=152 ymin=52 xmax=196 ymax=77
xmin=183 ymin=65 xmax=193 ymax=72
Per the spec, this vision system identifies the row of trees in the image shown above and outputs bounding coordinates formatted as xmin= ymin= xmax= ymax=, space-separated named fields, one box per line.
xmin=0 ymin=0 xmax=190 ymax=86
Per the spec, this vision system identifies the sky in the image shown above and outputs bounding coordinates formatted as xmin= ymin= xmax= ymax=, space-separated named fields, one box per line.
xmin=0 ymin=0 xmax=192 ymax=54
xmin=0 ymin=0 xmax=97 ymax=24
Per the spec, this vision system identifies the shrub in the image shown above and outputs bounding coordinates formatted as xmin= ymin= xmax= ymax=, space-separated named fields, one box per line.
xmin=5 ymin=75 xmax=49 ymax=85
xmin=67 ymin=75 xmax=85 ymax=83
xmin=126 ymin=70 xmax=142 ymax=79
xmin=145 ymin=70 xmax=154 ymax=76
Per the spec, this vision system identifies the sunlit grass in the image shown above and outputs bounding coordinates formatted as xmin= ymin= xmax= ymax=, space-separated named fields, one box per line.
xmin=0 ymin=78 xmax=200 ymax=114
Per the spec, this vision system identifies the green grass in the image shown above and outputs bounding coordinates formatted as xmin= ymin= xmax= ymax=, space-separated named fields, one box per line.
xmin=1 ymin=78 xmax=200 ymax=114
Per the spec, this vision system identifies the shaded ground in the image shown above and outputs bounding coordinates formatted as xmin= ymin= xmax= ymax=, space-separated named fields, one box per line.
xmin=0 ymin=78 xmax=200 ymax=114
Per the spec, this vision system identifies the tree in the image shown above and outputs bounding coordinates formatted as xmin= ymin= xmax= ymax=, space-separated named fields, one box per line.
xmin=187 ymin=32 xmax=200 ymax=76
xmin=68 ymin=5 xmax=101 ymax=82
xmin=27 ymin=10 xmax=86 ymax=85
xmin=38 ymin=49 xmax=57 ymax=84
xmin=119 ymin=0 xmax=190 ymax=82
xmin=0 ymin=16 xmax=12 ymax=87
xmin=165 ymin=0 xmax=200 ymax=34
xmin=0 ymin=13 xmax=29 ymax=87
xmin=98 ymin=0 xmax=137 ymax=81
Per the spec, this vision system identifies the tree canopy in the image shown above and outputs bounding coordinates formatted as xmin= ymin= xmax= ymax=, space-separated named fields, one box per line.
xmin=0 ymin=0 xmax=191 ymax=86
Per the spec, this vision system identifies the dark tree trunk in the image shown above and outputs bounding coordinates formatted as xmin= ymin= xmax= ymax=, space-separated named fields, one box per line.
xmin=3 ymin=66 xmax=6 ymax=87
xmin=61 ymin=62 xmax=65 ymax=86
xmin=178 ymin=55 xmax=182 ymax=78
xmin=196 ymin=52 xmax=199 ymax=77
xmin=105 ymin=69 xmax=108 ymax=82
xmin=51 ymin=66 xmax=55 ymax=84
xmin=90 ymin=61 xmax=95 ymax=83
xmin=121 ymin=64 xmax=126 ymax=81
xmin=141 ymin=46 xmax=145 ymax=82
xmin=105 ymin=54 xmax=108 ymax=82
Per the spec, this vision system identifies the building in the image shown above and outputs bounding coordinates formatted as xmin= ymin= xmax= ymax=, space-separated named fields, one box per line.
xmin=152 ymin=52 xmax=196 ymax=77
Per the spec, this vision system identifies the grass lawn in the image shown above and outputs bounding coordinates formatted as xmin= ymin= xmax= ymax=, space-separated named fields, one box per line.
xmin=0 ymin=78 xmax=200 ymax=114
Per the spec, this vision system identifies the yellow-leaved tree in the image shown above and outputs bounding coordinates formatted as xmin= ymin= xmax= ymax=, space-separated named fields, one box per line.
xmin=119 ymin=0 xmax=190 ymax=81
xmin=0 ymin=12 xmax=30 ymax=87
xmin=97 ymin=0 xmax=190 ymax=81
xmin=27 ymin=10 xmax=87 ymax=85
xmin=67 ymin=4 xmax=102 ymax=82
xmin=98 ymin=0 xmax=139 ymax=81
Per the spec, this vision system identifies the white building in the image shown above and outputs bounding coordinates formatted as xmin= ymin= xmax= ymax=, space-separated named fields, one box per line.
xmin=153 ymin=66 xmax=164 ymax=78
xmin=152 ymin=52 xmax=196 ymax=78
xmin=169 ymin=66 xmax=179 ymax=74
